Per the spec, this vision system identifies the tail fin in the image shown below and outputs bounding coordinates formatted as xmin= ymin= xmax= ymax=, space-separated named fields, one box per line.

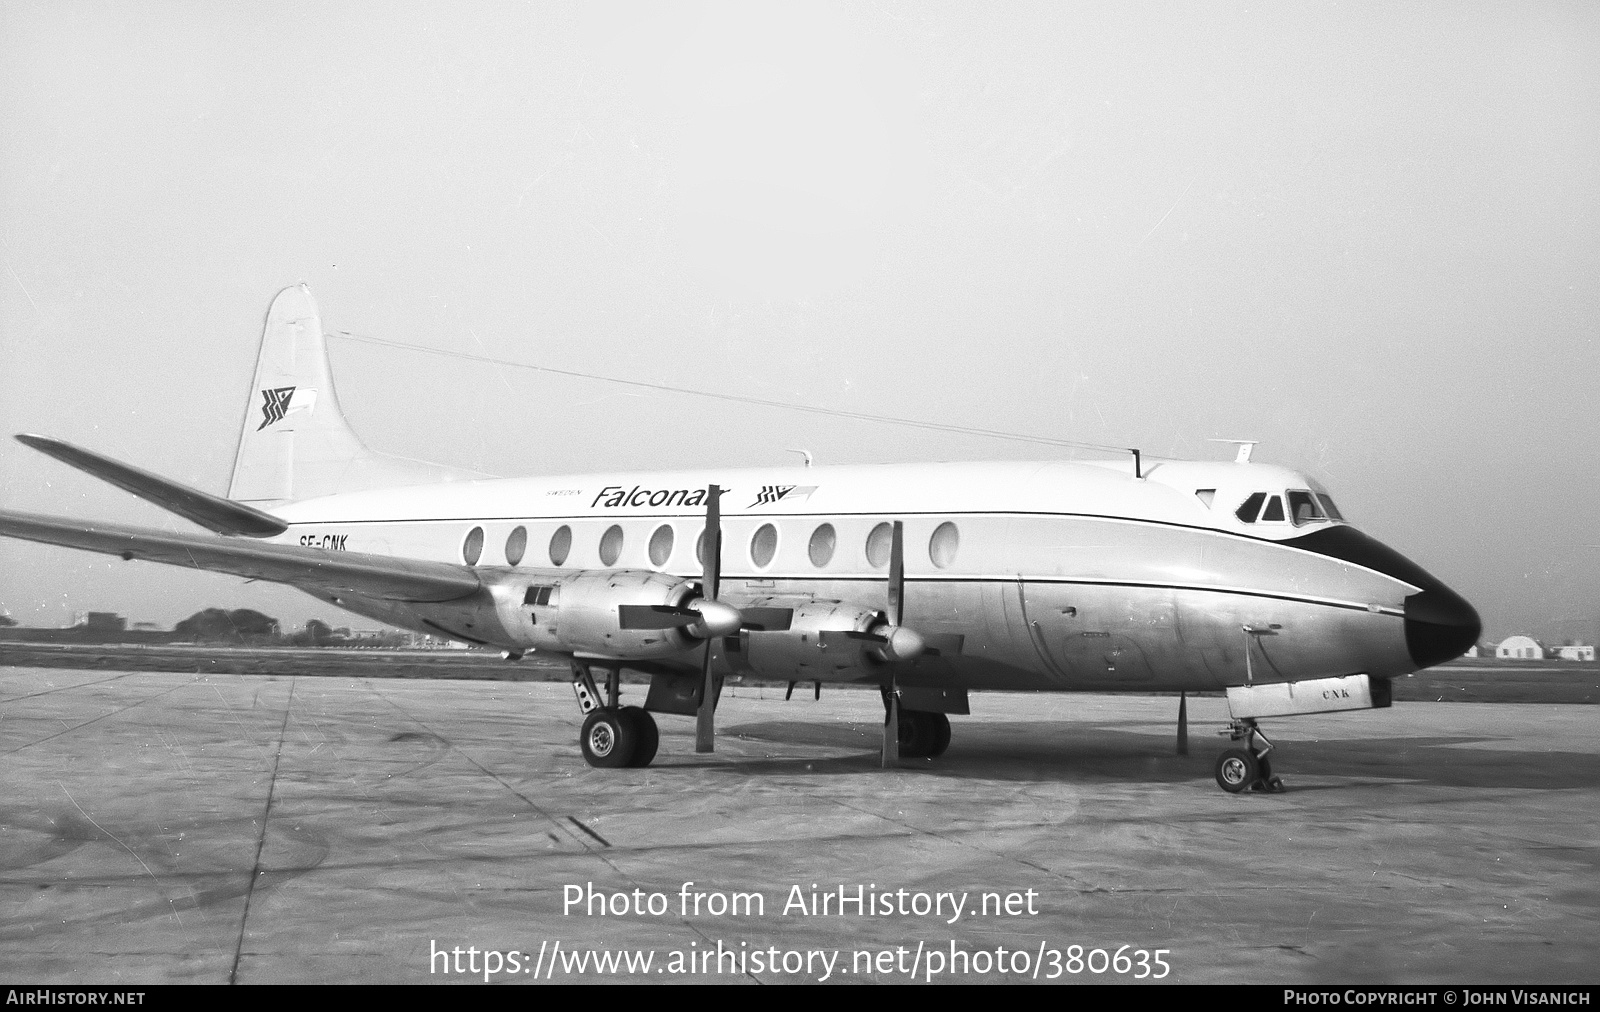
xmin=227 ymin=285 xmax=490 ymax=504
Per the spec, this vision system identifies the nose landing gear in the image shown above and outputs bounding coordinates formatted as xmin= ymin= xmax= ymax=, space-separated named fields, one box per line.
xmin=1215 ymin=718 xmax=1285 ymax=793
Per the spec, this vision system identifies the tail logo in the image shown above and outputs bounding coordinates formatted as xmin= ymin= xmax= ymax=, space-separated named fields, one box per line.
xmin=257 ymin=386 xmax=296 ymax=430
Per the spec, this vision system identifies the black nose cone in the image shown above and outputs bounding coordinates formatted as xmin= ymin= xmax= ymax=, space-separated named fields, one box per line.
xmin=1408 ymin=589 xmax=1478 ymax=669
xmin=1283 ymin=526 xmax=1482 ymax=670
xmin=1405 ymin=586 xmax=1482 ymax=669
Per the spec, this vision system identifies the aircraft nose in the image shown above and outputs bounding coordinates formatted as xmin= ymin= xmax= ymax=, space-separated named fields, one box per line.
xmin=1404 ymin=584 xmax=1481 ymax=669
xmin=1282 ymin=525 xmax=1482 ymax=670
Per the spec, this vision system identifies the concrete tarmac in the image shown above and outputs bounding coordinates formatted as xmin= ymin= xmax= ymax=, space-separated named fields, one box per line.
xmin=1 ymin=667 xmax=1596 ymax=985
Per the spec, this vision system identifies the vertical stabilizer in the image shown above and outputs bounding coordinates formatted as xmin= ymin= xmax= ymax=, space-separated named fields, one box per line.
xmin=227 ymin=285 xmax=489 ymax=504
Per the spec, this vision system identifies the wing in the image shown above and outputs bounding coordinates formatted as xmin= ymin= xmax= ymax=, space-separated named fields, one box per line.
xmin=0 ymin=508 xmax=480 ymax=603
xmin=16 ymin=434 xmax=288 ymax=537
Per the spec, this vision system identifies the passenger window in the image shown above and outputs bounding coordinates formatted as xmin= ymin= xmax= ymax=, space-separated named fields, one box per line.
xmin=865 ymin=522 xmax=893 ymax=568
xmin=1235 ymin=493 xmax=1266 ymax=523
xmin=599 ymin=524 xmax=624 ymax=566
xmin=1260 ymin=495 xmax=1285 ymax=522
xmin=549 ymin=525 xmax=572 ymax=566
xmin=929 ymin=522 xmax=959 ymax=569
xmin=648 ymin=524 xmax=674 ymax=567
xmin=808 ymin=523 xmax=836 ymax=567
xmin=750 ymin=523 xmax=778 ymax=568
xmin=462 ymin=526 xmax=484 ymax=565
xmin=505 ymin=526 xmax=527 ymax=566
xmin=1287 ymin=490 xmax=1326 ymax=526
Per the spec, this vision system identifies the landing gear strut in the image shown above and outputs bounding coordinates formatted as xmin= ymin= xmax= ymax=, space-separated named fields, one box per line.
xmin=1215 ymin=717 xmax=1284 ymax=793
xmin=572 ymin=661 xmax=658 ymax=769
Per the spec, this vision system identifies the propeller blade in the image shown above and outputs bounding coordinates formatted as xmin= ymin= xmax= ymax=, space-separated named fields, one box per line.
xmin=738 ymin=606 xmax=793 ymax=632
xmin=817 ymin=629 xmax=887 ymax=646
xmin=882 ymin=520 xmax=906 ymax=768
xmin=617 ymin=604 xmax=699 ymax=630
xmin=1177 ymin=691 xmax=1189 ymax=756
xmin=881 ymin=685 xmax=900 ymax=767
xmin=702 ymin=485 xmax=721 ymax=603
xmin=618 ymin=600 xmax=745 ymax=639
xmin=695 ymin=484 xmax=721 ymax=754
xmin=888 ymin=520 xmax=904 ymax=627
xmin=918 ymin=632 xmax=965 ymax=657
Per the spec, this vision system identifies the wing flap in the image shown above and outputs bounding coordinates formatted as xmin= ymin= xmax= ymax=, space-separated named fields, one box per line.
xmin=0 ymin=508 xmax=479 ymax=603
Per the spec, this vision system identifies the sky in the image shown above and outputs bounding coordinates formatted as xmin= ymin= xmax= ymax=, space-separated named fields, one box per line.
xmin=2 ymin=1 xmax=1597 ymax=643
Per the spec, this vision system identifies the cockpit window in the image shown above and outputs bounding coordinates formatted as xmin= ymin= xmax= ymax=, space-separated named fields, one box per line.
xmin=1316 ymin=494 xmax=1344 ymax=522
xmin=1235 ymin=492 xmax=1266 ymax=523
xmin=1260 ymin=495 xmax=1285 ymax=522
xmin=1195 ymin=489 xmax=1216 ymax=508
xmin=1287 ymin=490 xmax=1327 ymax=526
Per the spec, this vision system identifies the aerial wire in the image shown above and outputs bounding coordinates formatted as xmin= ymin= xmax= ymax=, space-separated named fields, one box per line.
xmin=330 ymin=331 xmax=1151 ymax=458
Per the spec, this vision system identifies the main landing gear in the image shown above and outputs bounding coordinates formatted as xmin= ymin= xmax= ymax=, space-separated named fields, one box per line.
xmin=882 ymin=687 xmax=952 ymax=761
xmin=572 ymin=662 xmax=658 ymax=769
xmin=898 ymin=709 xmax=951 ymax=759
xmin=1215 ymin=717 xmax=1285 ymax=794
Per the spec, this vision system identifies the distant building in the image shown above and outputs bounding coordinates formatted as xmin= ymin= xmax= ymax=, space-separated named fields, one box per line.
xmin=78 ymin=612 xmax=126 ymax=633
xmin=1496 ymin=635 xmax=1543 ymax=660
xmin=1556 ymin=644 xmax=1595 ymax=662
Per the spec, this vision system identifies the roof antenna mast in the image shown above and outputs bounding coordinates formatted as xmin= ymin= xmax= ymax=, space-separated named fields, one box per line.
xmin=1209 ymin=439 xmax=1259 ymax=464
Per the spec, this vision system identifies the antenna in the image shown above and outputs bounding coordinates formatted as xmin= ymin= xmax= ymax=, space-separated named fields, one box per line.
xmin=1208 ymin=439 xmax=1259 ymax=464
xmin=786 ymin=448 xmax=813 ymax=468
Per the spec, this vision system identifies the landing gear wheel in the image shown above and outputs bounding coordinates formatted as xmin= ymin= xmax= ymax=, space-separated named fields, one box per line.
xmin=895 ymin=710 xmax=935 ymax=758
xmin=896 ymin=711 xmax=952 ymax=759
xmin=620 ymin=706 xmax=658 ymax=768
xmin=581 ymin=708 xmax=637 ymax=768
xmin=1215 ymin=748 xmax=1260 ymax=793
xmin=928 ymin=713 xmax=951 ymax=758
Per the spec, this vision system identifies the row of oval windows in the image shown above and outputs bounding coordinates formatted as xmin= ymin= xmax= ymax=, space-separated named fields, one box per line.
xmin=463 ymin=521 xmax=961 ymax=571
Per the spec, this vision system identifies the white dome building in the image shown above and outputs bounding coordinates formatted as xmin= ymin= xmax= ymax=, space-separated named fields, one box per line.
xmin=1496 ymin=635 xmax=1543 ymax=660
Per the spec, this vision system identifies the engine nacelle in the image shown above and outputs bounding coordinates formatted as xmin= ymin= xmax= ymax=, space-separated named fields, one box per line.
xmin=488 ymin=569 xmax=699 ymax=658
xmin=727 ymin=598 xmax=888 ymax=681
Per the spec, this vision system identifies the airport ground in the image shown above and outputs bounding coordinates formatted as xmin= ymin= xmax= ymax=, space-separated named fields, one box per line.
xmin=1 ymin=657 xmax=1596 ymax=985
xmin=3 ymin=641 xmax=1597 ymax=703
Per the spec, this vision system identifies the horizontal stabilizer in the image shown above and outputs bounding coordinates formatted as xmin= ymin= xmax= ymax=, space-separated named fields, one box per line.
xmin=17 ymin=434 xmax=286 ymax=537
xmin=0 ymin=508 xmax=480 ymax=603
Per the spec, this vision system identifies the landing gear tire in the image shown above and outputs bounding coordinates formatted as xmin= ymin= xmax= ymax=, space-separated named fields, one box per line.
xmin=898 ymin=711 xmax=952 ymax=759
xmin=581 ymin=708 xmax=637 ymax=768
xmin=620 ymin=706 xmax=658 ymax=768
xmin=929 ymin=712 xmax=951 ymax=758
xmin=1215 ymin=748 xmax=1260 ymax=793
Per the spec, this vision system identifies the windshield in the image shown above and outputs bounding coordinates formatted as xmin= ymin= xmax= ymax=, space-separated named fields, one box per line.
xmin=1288 ymin=490 xmax=1327 ymax=526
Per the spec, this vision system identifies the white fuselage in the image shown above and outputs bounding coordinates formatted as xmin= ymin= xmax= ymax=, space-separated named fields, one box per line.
xmin=265 ymin=456 xmax=1434 ymax=692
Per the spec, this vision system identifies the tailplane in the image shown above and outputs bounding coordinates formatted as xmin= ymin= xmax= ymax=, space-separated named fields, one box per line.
xmin=227 ymin=285 xmax=490 ymax=504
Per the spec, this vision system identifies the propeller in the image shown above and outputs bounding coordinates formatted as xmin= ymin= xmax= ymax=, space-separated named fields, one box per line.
xmin=818 ymin=521 xmax=925 ymax=663
xmin=881 ymin=521 xmax=917 ymax=766
xmin=694 ymin=485 xmax=723 ymax=753
xmin=613 ymin=485 xmax=796 ymax=755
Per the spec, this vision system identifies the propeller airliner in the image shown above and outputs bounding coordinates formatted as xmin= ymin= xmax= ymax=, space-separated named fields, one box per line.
xmin=0 ymin=286 xmax=1481 ymax=791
